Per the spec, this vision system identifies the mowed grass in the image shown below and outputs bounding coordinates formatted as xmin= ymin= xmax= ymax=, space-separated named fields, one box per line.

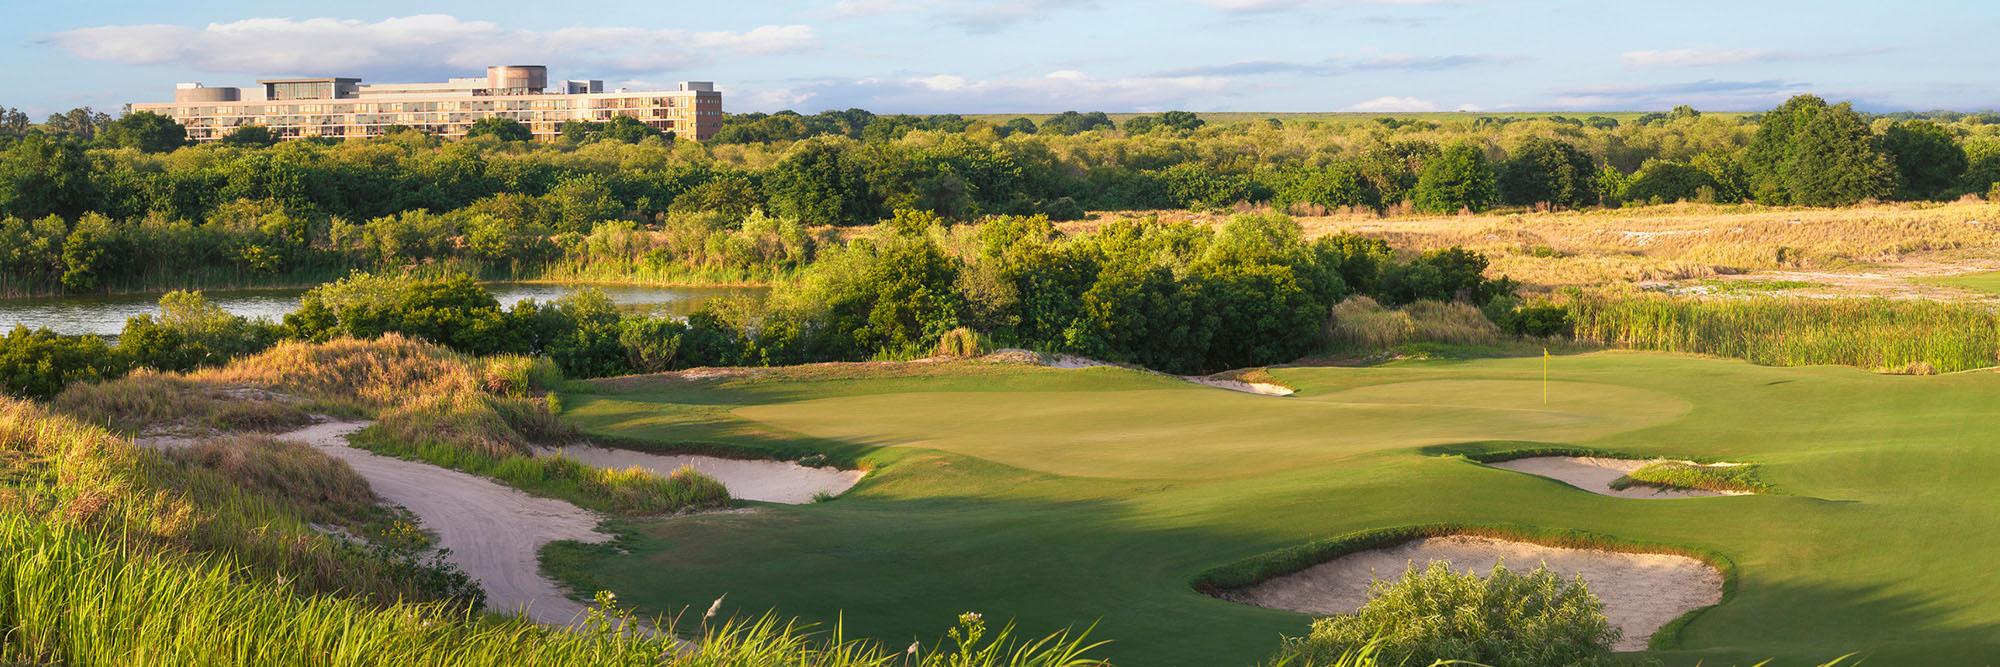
xmin=559 ymin=354 xmax=2000 ymax=666
xmin=1920 ymin=270 xmax=2000 ymax=296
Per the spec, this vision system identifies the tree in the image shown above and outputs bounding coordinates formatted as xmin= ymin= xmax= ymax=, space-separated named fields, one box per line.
xmin=764 ymin=138 xmax=872 ymax=225
xmin=464 ymin=117 xmax=532 ymax=142
xmin=1498 ymin=137 xmax=1598 ymax=208
xmin=0 ymin=136 xmax=94 ymax=219
xmin=1624 ymin=159 xmax=1720 ymax=203
xmin=600 ymin=115 xmax=667 ymax=143
xmin=997 ymin=117 xmax=1038 ymax=137
xmin=220 ymin=125 xmax=278 ymax=148
xmin=43 ymin=107 xmax=110 ymax=141
xmin=1879 ymin=120 xmax=1967 ymax=200
xmin=1963 ymin=140 xmax=2000 ymax=196
xmin=1124 ymin=111 xmax=1204 ymax=135
xmin=1412 ymin=144 xmax=1497 ymax=213
xmin=1040 ymin=111 xmax=1114 ymax=135
xmin=1744 ymin=95 xmax=1896 ymax=206
xmin=0 ymin=107 xmax=32 ymax=136
xmin=101 ymin=111 xmax=187 ymax=153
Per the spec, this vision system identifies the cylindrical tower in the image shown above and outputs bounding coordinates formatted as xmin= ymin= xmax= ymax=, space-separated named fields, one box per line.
xmin=485 ymin=66 xmax=548 ymax=94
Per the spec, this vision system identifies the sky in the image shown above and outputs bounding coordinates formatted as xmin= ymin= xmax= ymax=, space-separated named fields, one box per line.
xmin=6 ymin=0 xmax=1999 ymax=118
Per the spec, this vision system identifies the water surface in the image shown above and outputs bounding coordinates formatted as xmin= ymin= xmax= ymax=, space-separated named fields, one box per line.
xmin=0 ymin=283 xmax=766 ymax=337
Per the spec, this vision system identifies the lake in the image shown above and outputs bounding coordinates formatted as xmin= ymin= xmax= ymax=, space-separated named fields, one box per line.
xmin=0 ymin=283 xmax=768 ymax=338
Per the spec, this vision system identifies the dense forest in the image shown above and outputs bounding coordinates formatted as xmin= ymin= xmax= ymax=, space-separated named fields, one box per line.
xmin=4 ymin=95 xmax=1999 ymax=297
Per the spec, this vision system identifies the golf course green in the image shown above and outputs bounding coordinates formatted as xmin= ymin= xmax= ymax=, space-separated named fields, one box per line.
xmin=555 ymin=352 xmax=2000 ymax=666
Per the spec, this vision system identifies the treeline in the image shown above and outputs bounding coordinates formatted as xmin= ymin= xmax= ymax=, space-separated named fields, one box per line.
xmin=0 ymin=213 xmax=1528 ymax=397
xmin=6 ymin=95 xmax=2000 ymax=296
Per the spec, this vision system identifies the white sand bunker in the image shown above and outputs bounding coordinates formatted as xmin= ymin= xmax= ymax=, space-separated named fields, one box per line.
xmin=1220 ymin=535 xmax=1723 ymax=651
xmin=542 ymin=445 xmax=863 ymax=505
xmin=1487 ymin=456 xmax=1750 ymax=499
xmin=1009 ymin=350 xmax=1295 ymax=396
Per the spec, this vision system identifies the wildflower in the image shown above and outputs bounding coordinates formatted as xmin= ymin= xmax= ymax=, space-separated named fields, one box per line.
xmin=705 ymin=593 xmax=727 ymax=620
xmin=907 ymin=640 xmax=920 ymax=655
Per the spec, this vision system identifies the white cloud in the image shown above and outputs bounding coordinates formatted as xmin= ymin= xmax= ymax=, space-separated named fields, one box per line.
xmin=1341 ymin=96 xmax=1442 ymax=112
xmin=1619 ymin=48 xmax=1790 ymax=68
xmin=47 ymin=15 xmax=817 ymax=76
xmin=737 ymin=70 xmax=1232 ymax=113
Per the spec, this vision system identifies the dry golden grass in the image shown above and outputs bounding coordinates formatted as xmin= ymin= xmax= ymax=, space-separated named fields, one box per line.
xmin=1065 ymin=200 xmax=2000 ymax=295
xmin=1326 ymin=296 xmax=1500 ymax=350
xmin=60 ymin=335 xmax=566 ymax=459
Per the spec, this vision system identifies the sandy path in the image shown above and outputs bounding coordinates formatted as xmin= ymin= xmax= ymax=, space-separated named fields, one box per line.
xmin=542 ymin=445 xmax=863 ymax=504
xmin=1486 ymin=456 xmax=1746 ymax=499
xmin=266 ymin=421 xmax=613 ymax=626
xmin=1219 ymin=535 xmax=1722 ymax=651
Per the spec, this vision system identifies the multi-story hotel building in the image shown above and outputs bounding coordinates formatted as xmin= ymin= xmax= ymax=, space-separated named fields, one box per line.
xmin=131 ymin=65 xmax=722 ymax=142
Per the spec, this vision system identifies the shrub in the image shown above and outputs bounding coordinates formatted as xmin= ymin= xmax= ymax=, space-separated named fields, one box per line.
xmin=1273 ymin=561 xmax=1618 ymax=667
xmin=935 ymin=327 xmax=985 ymax=358
xmin=0 ymin=326 xmax=125 ymax=399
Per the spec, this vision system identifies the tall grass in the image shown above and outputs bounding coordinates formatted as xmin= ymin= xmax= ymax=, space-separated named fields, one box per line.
xmin=0 ymin=397 xmax=466 ymax=606
xmin=1326 ymin=297 xmax=1500 ymax=351
xmin=55 ymin=335 xmax=728 ymax=516
xmin=1565 ymin=293 xmax=2000 ymax=372
xmin=0 ymin=514 xmax=1106 ymax=666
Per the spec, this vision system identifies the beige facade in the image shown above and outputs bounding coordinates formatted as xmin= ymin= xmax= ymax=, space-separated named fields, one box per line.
xmin=133 ymin=66 xmax=722 ymax=142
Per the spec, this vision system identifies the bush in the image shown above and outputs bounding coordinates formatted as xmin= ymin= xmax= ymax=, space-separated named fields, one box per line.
xmin=0 ymin=326 xmax=125 ymax=399
xmin=1273 ymin=561 xmax=1618 ymax=667
xmin=1496 ymin=304 xmax=1572 ymax=337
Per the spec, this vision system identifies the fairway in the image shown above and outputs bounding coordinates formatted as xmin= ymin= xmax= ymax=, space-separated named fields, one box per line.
xmin=732 ymin=378 xmax=1687 ymax=478
xmin=558 ymin=353 xmax=2000 ymax=666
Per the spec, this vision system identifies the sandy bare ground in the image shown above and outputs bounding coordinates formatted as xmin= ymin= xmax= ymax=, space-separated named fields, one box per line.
xmin=541 ymin=444 xmax=863 ymax=504
xmin=204 ymin=421 xmax=614 ymax=627
xmin=1219 ymin=535 xmax=1723 ymax=651
xmin=1486 ymin=456 xmax=1749 ymax=499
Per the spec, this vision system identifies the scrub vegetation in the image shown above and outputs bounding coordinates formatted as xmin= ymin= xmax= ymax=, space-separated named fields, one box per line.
xmin=1272 ymin=562 xmax=1619 ymax=667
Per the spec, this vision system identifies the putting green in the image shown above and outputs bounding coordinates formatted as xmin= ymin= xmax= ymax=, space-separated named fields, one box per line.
xmin=732 ymin=379 xmax=1686 ymax=478
xmin=558 ymin=353 xmax=2000 ymax=666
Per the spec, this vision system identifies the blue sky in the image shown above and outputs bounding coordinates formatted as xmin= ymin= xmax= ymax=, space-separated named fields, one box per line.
xmin=6 ymin=0 xmax=1998 ymax=118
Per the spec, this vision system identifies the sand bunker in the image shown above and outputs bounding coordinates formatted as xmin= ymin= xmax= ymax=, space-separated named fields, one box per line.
xmin=258 ymin=421 xmax=612 ymax=627
xmin=1486 ymin=456 xmax=1749 ymax=499
xmin=1219 ymin=535 xmax=1722 ymax=651
xmin=1181 ymin=376 xmax=1296 ymax=396
xmin=543 ymin=445 xmax=863 ymax=504
xmin=1012 ymin=349 xmax=1295 ymax=396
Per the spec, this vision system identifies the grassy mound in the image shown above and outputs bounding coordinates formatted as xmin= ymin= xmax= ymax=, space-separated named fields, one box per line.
xmin=56 ymin=335 xmax=729 ymax=516
xmin=1609 ymin=462 xmax=1770 ymax=494
xmin=0 ymin=397 xmax=468 ymax=607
